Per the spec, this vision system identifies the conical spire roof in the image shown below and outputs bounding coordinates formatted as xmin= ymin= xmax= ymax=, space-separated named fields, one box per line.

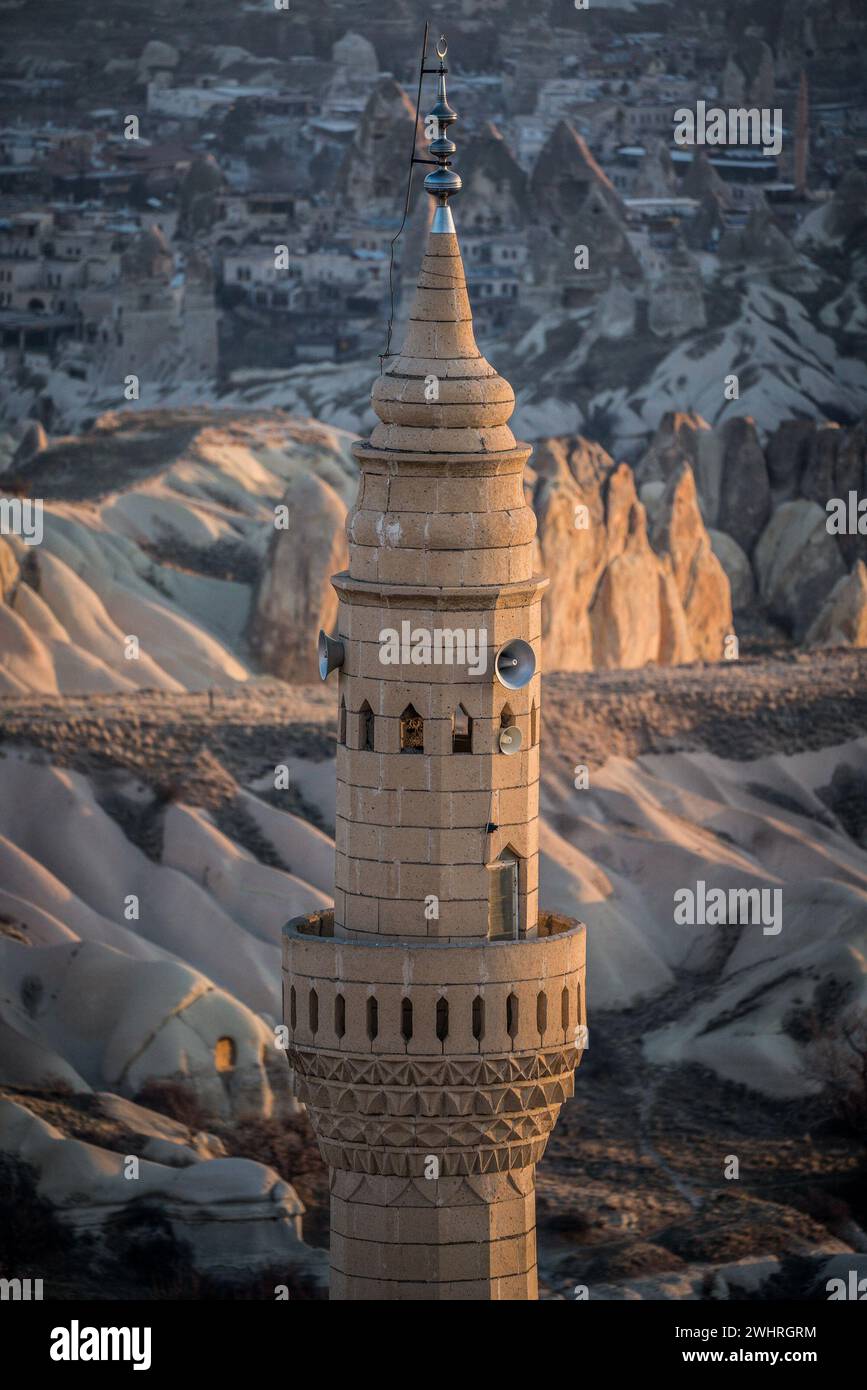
xmin=369 ymin=231 xmax=517 ymax=454
xmin=362 ymin=38 xmax=520 ymax=458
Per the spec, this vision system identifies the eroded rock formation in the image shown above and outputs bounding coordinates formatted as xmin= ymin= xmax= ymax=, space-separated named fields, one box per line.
xmin=807 ymin=560 xmax=867 ymax=647
xmin=249 ymin=473 xmax=348 ymax=683
xmin=635 ymin=412 xmax=867 ymax=648
xmin=531 ymin=437 xmax=730 ymax=671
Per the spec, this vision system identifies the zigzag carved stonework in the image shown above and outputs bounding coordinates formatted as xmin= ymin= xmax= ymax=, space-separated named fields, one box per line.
xmin=317 ymin=1136 xmax=556 ymax=1178
xmin=287 ymin=1043 xmax=584 ymax=1176
xmin=329 ymin=1167 xmax=536 ymax=1204
xmin=287 ymin=1045 xmax=582 ymax=1089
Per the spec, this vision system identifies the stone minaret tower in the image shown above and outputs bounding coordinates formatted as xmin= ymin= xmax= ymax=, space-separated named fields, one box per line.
xmin=283 ymin=39 xmax=586 ymax=1302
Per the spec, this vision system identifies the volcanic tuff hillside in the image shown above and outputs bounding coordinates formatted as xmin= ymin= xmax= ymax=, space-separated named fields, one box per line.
xmin=2 ymin=655 xmax=866 ymax=1079
xmin=0 ymin=410 xmax=358 ymax=695
xmin=1 ymin=655 xmax=865 ymax=1295
xmin=2 ymin=406 xmax=865 ymax=696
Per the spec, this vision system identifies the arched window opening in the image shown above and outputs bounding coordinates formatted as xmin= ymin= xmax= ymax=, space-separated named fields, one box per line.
xmin=214 ymin=1036 xmax=236 ymax=1072
xmin=452 ymin=704 xmax=472 ymax=754
xmin=530 ymin=701 xmax=538 ymax=745
xmin=308 ymin=988 xmax=319 ymax=1035
xmin=401 ymin=996 xmax=413 ymax=1042
xmin=506 ymin=992 xmax=519 ymax=1041
xmin=339 ymin=696 xmax=347 ymax=746
xmin=561 ymin=985 xmax=570 ymax=1034
xmin=488 ymin=848 xmax=520 ymax=941
xmin=359 ymin=700 xmax=375 ymax=752
xmin=435 ymin=996 xmax=449 ymax=1043
xmin=472 ymin=994 xmax=485 ymax=1042
xmin=400 ymin=704 xmax=424 ymax=753
xmin=536 ymin=991 xmax=548 ymax=1037
xmin=366 ymin=996 xmax=379 ymax=1040
xmin=334 ymin=993 xmax=346 ymax=1039
xmin=289 ymin=985 xmax=296 ymax=1031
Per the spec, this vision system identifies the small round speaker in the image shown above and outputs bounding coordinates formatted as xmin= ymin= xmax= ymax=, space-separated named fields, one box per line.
xmin=499 ymin=725 xmax=523 ymax=756
xmin=317 ymin=630 xmax=345 ymax=681
xmin=494 ymin=639 xmax=536 ymax=690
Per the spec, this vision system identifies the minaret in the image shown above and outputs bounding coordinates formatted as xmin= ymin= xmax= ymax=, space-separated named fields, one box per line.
xmin=283 ymin=40 xmax=586 ymax=1302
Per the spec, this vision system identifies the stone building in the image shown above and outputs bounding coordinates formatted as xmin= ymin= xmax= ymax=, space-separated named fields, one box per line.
xmin=283 ymin=44 xmax=586 ymax=1302
xmin=77 ymin=226 xmax=178 ymax=375
xmin=75 ymin=224 xmax=217 ymax=386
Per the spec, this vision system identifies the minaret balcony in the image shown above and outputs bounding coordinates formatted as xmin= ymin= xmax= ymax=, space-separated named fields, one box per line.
xmin=282 ymin=912 xmax=586 ymax=1178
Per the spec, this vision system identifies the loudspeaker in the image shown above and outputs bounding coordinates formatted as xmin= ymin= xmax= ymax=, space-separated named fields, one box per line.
xmin=317 ymin=630 xmax=345 ymax=681
xmin=498 ymin=724 xmax=523 ymax=756
xmin=494 ymin=639 xmax=536 ymax=690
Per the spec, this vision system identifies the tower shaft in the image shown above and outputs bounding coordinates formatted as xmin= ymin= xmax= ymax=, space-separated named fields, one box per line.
xmin=284 ymin=41 xmax=586 ymax=1301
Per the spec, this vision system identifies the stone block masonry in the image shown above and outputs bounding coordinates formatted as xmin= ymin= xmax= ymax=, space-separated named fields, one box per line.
xmin=283 ymin=44 xmax=586 ymax=1301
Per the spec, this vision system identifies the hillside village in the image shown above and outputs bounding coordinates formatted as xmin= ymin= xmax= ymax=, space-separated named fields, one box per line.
xmin=0 ymin=0 xmax=865 ymax=449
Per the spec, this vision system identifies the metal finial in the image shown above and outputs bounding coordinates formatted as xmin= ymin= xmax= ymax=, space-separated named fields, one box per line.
xmin=424 ymin=35 xmax=461 ymax=233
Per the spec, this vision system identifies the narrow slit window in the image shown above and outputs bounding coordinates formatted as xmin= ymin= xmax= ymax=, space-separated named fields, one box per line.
xmin=530 ymin=701 xmax=538 ymax=745
xmin=359 ymin=700 xmax=375 ymax=752
xmin=561 ymin=985 xmax=570 ymax=1034
xmin=536 ymin=991 xmax=547 ymax=1037
xmin=289 ymin=985 xmax=296 ymax=1031
xmin=339 ymin=696 xmax=347 ymax=746
xmin=472 ymin=994 xmax=485 ymax=1042
xmin=400 ymin=704 xmax=424 ymax=753
xmin=334 ymin=993 xmax=346 ymax=1039
xmin=435 ymin=996 xmax=449 ymax=1043
xmin=452 ymin=704 xmax=473 ymax=753
xmin=506 ymin=992 xmax=519 ymax=1041
xmin=366 ymin=996 xmax=378 ymax=1040
xmin=401 ymin=996 xmax=413 ymax=1042
xmin=308 ymin=988 xmax=319 ymax=1035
